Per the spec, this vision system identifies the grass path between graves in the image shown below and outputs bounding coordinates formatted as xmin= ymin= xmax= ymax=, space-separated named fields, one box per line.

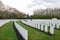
xmin=0 ymin=21 xmax=18 ymax=40
xmin=17 ymin=21 xmax=60 ymax=40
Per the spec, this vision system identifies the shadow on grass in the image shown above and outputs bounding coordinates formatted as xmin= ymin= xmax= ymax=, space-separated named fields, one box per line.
xmin=13 ymin=22 xmax=25 ymax=40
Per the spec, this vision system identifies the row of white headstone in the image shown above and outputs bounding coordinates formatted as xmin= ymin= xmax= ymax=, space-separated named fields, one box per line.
xmin=0 ymin=20 xmax=10 ymax=27
xmin=14 ymin=21 xmax=28 ymax=40
xmin=21 ymin=18 xmax=60 ymax=35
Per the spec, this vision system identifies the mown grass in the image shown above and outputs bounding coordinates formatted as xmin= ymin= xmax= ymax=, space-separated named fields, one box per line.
xmin=17 ymin=21 xmax=60 ymax=40
xmin=0 ymin=21 xmax=18 ymax=40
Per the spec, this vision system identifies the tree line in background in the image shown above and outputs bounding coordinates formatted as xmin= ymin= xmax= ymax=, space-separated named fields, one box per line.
xmin=1 ymin=8 xmax=60 ymax=19
xmin=30 ymin=8 xmax=60 ymax=19
xmin=0 ymin=10 xmax=26 ymax=19
xmin=0 ymin=0 xmax=26 ymax=19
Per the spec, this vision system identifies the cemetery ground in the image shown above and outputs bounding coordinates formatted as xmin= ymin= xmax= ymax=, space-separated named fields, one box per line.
xmin=0 ymin=21 xmax=18 ymax=40
xmin=17 ymin=21 xmax=60 ymax=40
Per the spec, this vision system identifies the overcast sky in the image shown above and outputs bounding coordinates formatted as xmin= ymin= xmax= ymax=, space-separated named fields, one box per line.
xmin=1 ymin=0 xmax=60 ymax=15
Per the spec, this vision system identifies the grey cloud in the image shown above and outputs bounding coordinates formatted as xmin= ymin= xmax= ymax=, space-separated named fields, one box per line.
xmin=27 ymin=0 xmax=60 ymax=9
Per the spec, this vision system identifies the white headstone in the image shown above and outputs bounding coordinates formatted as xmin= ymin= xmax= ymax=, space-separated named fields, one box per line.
xmin=56 ymin=24 xmax=59 ymax=29
xmin=50 ymin=24 xmax=54 ymax=35
xmin=45 ymin=25 xmax=48 ymax=33
xmin=37 ymin=24 xmax=40 ymax=30
xmin=51 ymin=18 xmax=57 ymax=28
xmin=35 ymin=24 xmax=37 ymax=28
xmin=56 ymin=22 xmax=60 ymax=29
xmin=41 ymin=24 xmax=44 ymax=31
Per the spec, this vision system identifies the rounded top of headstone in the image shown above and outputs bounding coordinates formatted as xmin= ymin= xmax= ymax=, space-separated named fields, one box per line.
xmin=52 ymin=18 xmax=57 ymax=20
xmin=51 ymin=18 xmax=57 ymax=23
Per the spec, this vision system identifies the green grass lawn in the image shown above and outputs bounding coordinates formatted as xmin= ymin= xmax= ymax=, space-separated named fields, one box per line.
xmin=17 ymin=21 xmax=60 ymax=40
xmin=0 ymin=21 xmax=18 ymax=40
